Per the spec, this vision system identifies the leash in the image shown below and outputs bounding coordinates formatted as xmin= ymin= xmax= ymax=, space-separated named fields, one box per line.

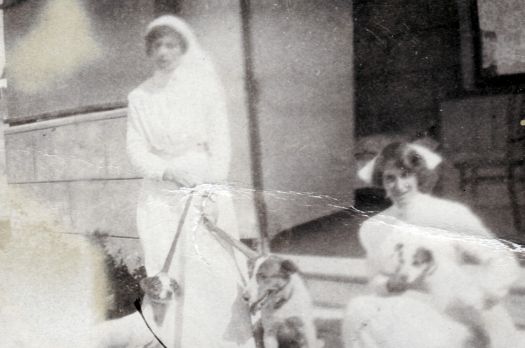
xmin=161 ymin=192 xmax=195 ymax=274
xmin=135 ymin=190 xmax=261 ymax=346
xmin=201 ymin=215 xmax=259 ymax=260
xmin=134 ymin=298 xmax=168 ymax=348
xmin=136 ymin=191 xmax=195 ymax=347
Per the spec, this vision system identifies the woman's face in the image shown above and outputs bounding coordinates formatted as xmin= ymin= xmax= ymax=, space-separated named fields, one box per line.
xmin=150 ymin=33 xmax=185 ymax=72
xmin=382 ymin=164 xmax=419 ymax=207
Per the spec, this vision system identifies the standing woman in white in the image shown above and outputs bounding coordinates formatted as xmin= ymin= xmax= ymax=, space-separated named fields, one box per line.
xmin=127 ymin=15 xmax=254 ymax=347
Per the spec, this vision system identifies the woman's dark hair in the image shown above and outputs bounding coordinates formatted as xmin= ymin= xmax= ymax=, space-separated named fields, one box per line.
xmin=145 ymin=25 xmax=188 ymax=56
xmin=371 ymin=142 xmax=439 ymax=193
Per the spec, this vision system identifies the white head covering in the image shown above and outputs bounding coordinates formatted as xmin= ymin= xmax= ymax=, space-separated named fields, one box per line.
xmin=358 ymin=142 xmax=442 ymax=185
xmin=145 ymin=15 xmax=218 ymax=79
xmin=407 ymin=143 xmax=442 ymax=169
xmin=357 ymin=157 xmax=378 ymax=185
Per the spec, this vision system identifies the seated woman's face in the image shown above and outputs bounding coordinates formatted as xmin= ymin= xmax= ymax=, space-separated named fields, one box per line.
xmin=150 ymin=34 xmax=185 ymax=72
xmin=382 ymin=164 xmax=419 ymax=206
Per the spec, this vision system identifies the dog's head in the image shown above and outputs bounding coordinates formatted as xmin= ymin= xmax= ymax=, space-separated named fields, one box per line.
xmin=399 ymin=244 xmax=435 ymax=283
xmin=387 ymin=243 xmax=436 ymax=292
xmin=140 ymin=273 xmax=180 ymax=301
xmin=242 ymin=255 xmax=298 ymax=313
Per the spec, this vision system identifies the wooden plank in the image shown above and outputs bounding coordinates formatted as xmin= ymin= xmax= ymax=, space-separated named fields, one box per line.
xmin=4 ymin=108 xmax=127 ymax=135
xmin=275 ymin=254 xmax=368 ymax=282
xmin=279 ymin=254 xmax=525 ymax=291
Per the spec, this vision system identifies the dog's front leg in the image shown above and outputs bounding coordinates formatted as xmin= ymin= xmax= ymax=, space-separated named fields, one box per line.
xmin=263 ymin=334 xmax=279 ymax=348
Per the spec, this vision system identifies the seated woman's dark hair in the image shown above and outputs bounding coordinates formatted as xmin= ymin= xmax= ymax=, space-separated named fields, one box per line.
xmin=371 ymin=141 xmax=439 ymax=193
xmin=145 ymin=25 xmax=188 ymax=56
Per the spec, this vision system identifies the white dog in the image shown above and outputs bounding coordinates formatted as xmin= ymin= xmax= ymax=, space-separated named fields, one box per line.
xmin=343 ymin=230 xmax=519 ymax=348
xmin=379 ymin=233 xmax=521 ymax=348
xmin=91 ymin=307 xmax=165 ymax=348
xmin=1 ymin=187 xmax=170 ymax=348
xmin=1 ymin=187 xmax=109 ymax=347
xmin=0 ymin=227 xmax=106 ymax=347
xmin=384 ymin=238 xmax=486 ymax=310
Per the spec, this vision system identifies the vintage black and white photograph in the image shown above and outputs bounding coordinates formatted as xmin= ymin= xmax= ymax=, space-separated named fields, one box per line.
xmin=0 ymin=0 xmax=523 ymax=347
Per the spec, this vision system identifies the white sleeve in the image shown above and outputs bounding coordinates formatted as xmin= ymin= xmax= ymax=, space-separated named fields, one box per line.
xmin=359 ymin=217 xmax=395 ymax=278
xmin=126 ymin=97 xmax=168 ymax=180
xmin=359 ymin=217 xmax=407 ymax=295
xmin=205 ymin=79 xmax=231 ymax=184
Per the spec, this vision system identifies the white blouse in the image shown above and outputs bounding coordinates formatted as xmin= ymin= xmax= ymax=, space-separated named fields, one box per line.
xmin=126 ymin=68 xmax=231 ymax=185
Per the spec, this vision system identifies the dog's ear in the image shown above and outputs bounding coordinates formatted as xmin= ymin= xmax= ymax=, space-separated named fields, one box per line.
xmin=280 ymin=259 xmax=299 ymax=275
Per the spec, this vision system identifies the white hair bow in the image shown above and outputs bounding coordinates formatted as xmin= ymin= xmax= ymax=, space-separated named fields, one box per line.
xmin=407 ymin=144 xmax=442 ymax=170
xmin=357 ymin=157 xmax=378 ymax=185
xmin=357 ymin=143 xmax=442 ymax=185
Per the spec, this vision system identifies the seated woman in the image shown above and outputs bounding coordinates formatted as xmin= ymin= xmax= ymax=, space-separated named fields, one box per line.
xmin=343 ymin=141 xmax=521 ymax=348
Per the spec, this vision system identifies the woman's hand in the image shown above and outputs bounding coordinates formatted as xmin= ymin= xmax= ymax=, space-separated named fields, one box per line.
xmin=369 ymin=274 xmax=401 ymax=296
xmin=162 ymin=167 xmax=185 ymax=185
xmin=385 ymin=274 xmax=409 ymax=294
xmin=369 ymin=272 xmax=411 ymax=296
xmin=162 ymin=167 xmax=204 ymax=187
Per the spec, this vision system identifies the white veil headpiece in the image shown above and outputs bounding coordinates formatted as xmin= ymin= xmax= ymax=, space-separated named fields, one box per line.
xmin=146 ymin=15 xmax=219 ymax=81
xmin=357 ymin=143 xmax=442 ymax=185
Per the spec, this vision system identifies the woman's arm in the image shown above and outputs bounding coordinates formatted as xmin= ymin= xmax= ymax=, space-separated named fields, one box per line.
xmin=126 ymin=98 xmax=169 ymax=181
xmin=359 ymin=217 xmax=400 ymax=294
xmin=454 ymin=207 xmax=520 ymax=305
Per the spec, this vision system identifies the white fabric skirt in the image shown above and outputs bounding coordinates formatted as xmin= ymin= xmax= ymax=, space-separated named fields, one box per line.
xmin=136 ymin=180 xmax=255 ymax=348
xmin=343 ymin=293 xmax=470 ymax=348
xmin=343 ymin=292 xmax=523 ymax=348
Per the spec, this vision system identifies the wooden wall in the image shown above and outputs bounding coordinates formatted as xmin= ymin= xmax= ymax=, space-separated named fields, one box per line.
xmin=250 ymin=0 xmax=355 ymax=235
xmin=4 ymin=0 xmax=357 ymax=262
xmin=4 ymin=0 xmax=258 ymax=269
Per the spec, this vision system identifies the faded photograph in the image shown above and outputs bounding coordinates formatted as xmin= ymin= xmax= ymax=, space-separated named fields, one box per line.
xmin=0 ymin=0 xmax=523 ymax=347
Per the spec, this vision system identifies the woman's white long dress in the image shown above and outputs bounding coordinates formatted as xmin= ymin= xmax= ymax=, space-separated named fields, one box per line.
xmin=344 ymin=193 xmax=522 ymax=348
xmin=127 ymin=67 xmax=254 ymax=348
